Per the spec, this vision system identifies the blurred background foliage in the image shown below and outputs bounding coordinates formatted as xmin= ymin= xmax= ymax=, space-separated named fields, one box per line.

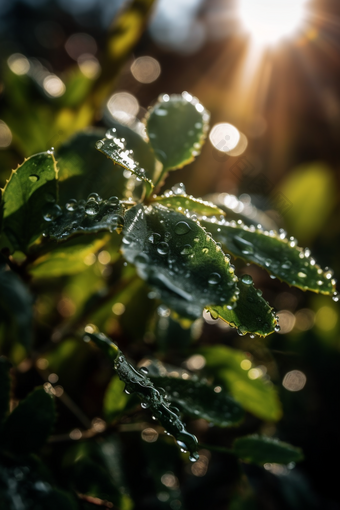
xmin=0 ymin=0 xmax=340 ymax=509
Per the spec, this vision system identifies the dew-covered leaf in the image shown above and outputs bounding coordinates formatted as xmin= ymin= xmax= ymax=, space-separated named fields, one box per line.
xmin=207 ymin=277 xmax=278 ymax=337
xmin=87 ymin=332 xmax=199 ymax=461
xmin=0 ymin=257 xmax=33 ymax=348
xmin=150 ymin=375 xmax=244 ymax=427
xmin=146 ymin=92 xmax=210 ymax=171
xmin=95 ymin=134 xmax=154 ymax=197
xmin=44 ymin=195 xmax=125 ymax=241
xmin=106 ymin=122 xmax=157 ymax=181
xmin=0 ymin=358 xmax=11 ymax=426
xmin=28 ymin=233 xmax=110 ymax=277
xmin=0 ymin=152 xmax=57 ymax=253
xmin=233 ymin=435 xmax=303 ymax=465
xmin=121 ymin=203 xmax=238 ymax=319
xmin=56 ymin=129 xmax=133 ymax=204
xmin=202 ymin=218 xmax=336 ymax=296
xmin=201 ymin=346 xmax=282 ymax=421
xmin=155 ymin=188 xmax=224 ymax=217
xmin=1 ymin=388 xmax=55 ymax=455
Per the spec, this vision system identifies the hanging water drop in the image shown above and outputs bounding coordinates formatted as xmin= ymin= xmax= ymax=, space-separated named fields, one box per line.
xmin=66 ymin=199 xmax=78 ymax=211
xmin=241 ymin=274 xmax=253 ymax=285
xmin=85 ymin=202 xmax=99 ymax=216
xmin=172 ymin=182 xmax=186 ymax=195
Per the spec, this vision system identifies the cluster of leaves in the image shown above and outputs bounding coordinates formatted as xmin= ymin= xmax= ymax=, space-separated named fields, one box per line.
xmin=0 ymin=91 xmax=336 ymax=508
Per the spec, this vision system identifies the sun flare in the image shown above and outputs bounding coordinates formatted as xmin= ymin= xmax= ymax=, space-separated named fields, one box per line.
xmin=238 ymin=0 xmax=309 ymax=45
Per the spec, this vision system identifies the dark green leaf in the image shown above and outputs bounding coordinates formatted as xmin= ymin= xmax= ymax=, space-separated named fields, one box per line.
xmin=202 ymin=218 xmax=336 ymax=296
xmin=208 ymin=277 xmax=278 ymax=337
xmin=146 ymin=92 xmax=209 ymax=171
xmin=56 ymin=129 xmax=133 ymax=204
xmin=88 ymin=332 xmax=199 ymax=460
xmin=0 ymin=152 xmax=57 ymax=253
xmin=122 ymin=203 xmax=238 ymax=319
xmin=150 ymin=375 xmax=244 ymax=427
xmin=1 ymin=388 xmax=55 ymax=455
xmin=45 ymin=196 xmax=125 ymax=241
xmin=0 ymin=358 xmax=10 ymax=425
xmin=155 ymin=192 xmax=224 ymax=217
xmin=201 ymin=346 xmax=282 ymax=421
xmin=233 ymin=435 xmax=303 ymax=465
xmin=0 ymin=258 xmax=33 ymax=348
xmin=95 ymin=134 xmax=154 ymax=197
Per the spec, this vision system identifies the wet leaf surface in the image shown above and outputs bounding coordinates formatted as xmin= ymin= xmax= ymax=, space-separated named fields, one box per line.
xmin=0 ymin=152 xmax=57 ymax=253
xmin=203 ymin=219 xmax=336 ymax=296
xmin=121 ymin=203 xmax=238 ymax=318
xmin=146 ymin=92 xmax=210 ymax=171
xmin=155 ymin=189 xmax=224 ymax=217
xmin=149 ymin=375 xmax=244 ymax=427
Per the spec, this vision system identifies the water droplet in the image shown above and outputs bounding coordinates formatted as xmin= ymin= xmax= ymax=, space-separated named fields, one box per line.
xmin=172 ymin=182 xmax=186 ymax=195
xmin=274 ymin=324 xmax=281 ymax=332
xmin=325 ymin=268 xmax=334 ymax=280
xmin=96 ymin=140 xmax=104 ymax=149
xmin=181 ymin=244 xmax=192 ymax=255
xmin=256 ymin=289 xmax=263 ymax=297
xmin=174 ymin=221 xmax=191 ymax=235
xmin=265 ymin=258 xmax=271 ymax=267
xmin=279 ymin=228 xmax=287 ymax=240
xmin=297 ymin=271 xmax=307 ymax=278
xmin=87 ymin=192 xmax=100 ymax=202
xmin=332 ymin=292 xmax=339 ymax=302
xmin=134 ymin=253 xmax=149 ymax=265
xmin=282 ymin=261 xmax=292 ymax=270
xmin=66 ymin=199 xmax=78 ymax=211
xmin=237 ymin=327 xmax=247 ymax=336
xmin=208 ymin=273 xmax=221 ymax=285
xmin=148 ymin=233 xmax=161 ymax=244
xmin=141 ymin=402 xmax=150 ymax=409
xmin=155 ymin=108 xmax=168 ymax=116
xmin=108 ymin=196 xmax=120 ymax=207
xmin=43 ymin=204 xmax=62 ymax=222
xmin=241 ymin=274 xmax=253 ymax=285
xmin=85 ymin=202 xmax=99 ymax=215
xmin=234 ymin=236 xmax=254 ymax=255
xmin=29 ymin=174 xmax=39 ymax=182
xmin=189 ymin=452 xmax=199 ymax=462
xmin=157 ymin=242 xmax=169 ymax=255
xmin=140 ymin=366 xmax=149 ymax=375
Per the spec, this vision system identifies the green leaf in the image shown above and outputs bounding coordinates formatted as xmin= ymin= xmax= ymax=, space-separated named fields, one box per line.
xmin=201 ymin=346 xmax=282 ymax=421
xmin=28 ymin=233 xmax=111 ymax=277
xmin=146 ymin=92 xmax=209 ymax=171
xmin=108 ymin=121 xmax=157 ymax=181
xmin=233 ymin=435 xmax=303 ymax=465
xmin=0 ymin=152 xmax=57 ymax=253
xmin=1 ymin=388 xmax=55 ymax=455
xmin=202 ymin=218 xmax=336 ymax=296
xmin=0 ymin=358 xmax=10 ymax=426
xmin=95 ymin=134 xmax=154 ymax=198
xmin=56 ymin=129 xmax=133 ymax=204
xmin=87 ymin=332 xmax=199 ymax=460
xmin=207 ymin=277 xmax=278 ymax=337
xmin=0 ymin=257 xmax=33 ymax=348
xmin=45 ymin=196 xmax=125 ymax=241
xmin=121 ymin=203 xmax=238 ymax=319
xmin=103 ymin=376 xmax=132 ymax=422
xmin=150 ymin=375 xmax=244 ymax=427
xmin=155 ymin=191 xmax=224 ymax=217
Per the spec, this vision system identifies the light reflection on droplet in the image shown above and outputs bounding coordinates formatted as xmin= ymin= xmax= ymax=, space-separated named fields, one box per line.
xmin=282 ymin=370 xmax=306 ymax=391
xmin=43 ymin=74 xmax=66 ymax=97
xmin=186 ymin=354 xmax=206 ymax=370
xmin=7 ymin=53 xmax=30 ymax=75
xmin=277 ymin=310 xmax=296 ymax=334
xmin=141 ymin=427 xmax=158 ymax=442
xmin=0 ymin=120 xmax=12 ymax=148
xmin=112 ymin=302 xmax=126 ymax=316
xmin=209 ymin=123 xmax=240 ymax=153
xmin=131 ymin=56 xmax=161 ymax=83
